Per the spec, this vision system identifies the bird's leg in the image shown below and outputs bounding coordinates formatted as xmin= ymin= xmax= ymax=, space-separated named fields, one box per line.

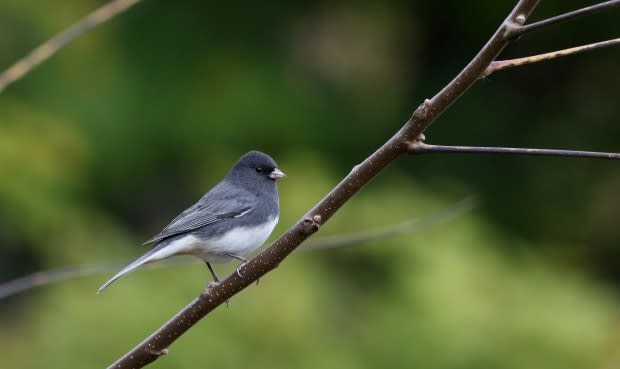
xmin=204 ymin=262 xmax=221 ymax=291
xmin=225 ymin=253 xmax=248 ymax=278
xmin=225 ymin=253 xmax=248 ymax=263
xmin=203 ymin=262 xmax=230 ymax=307
xmin=206 ymin=262 xmax=220 ymax=284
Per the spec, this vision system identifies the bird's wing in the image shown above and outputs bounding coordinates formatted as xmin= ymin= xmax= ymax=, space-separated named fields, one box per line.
xmin=143 ymin=189 xmax=255 ymax=244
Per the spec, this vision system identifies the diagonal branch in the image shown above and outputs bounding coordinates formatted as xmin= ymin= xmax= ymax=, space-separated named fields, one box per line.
xmin=484 ymin=38 xmax=620 ymax=76
xmin=505 ymin=0 xmax=620 ymax=40
xmin=107 ymin=1 xmax=541 ymax=368
xmin=410 ymin=142 xmax=620 ymax=160
xmin=0 ymin=0 xmax=143 ymax=93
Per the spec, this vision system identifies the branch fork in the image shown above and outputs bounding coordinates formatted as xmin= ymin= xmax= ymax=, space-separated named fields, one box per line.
xmin=406 ymin=133 xmax=427 ymax=153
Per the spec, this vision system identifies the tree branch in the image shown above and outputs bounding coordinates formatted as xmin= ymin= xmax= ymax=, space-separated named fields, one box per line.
xmin=0 ymin=0 xmax=143 ymax=93
xmin=484 ymin=38 xmax=620 ymax=76
xmin=107 ymin=1 xmax=541 ymax=368
xmin=505 ymin=0 xmax=620 ymax=40
xmin=410 ymin=142 xmax=620 ymax=160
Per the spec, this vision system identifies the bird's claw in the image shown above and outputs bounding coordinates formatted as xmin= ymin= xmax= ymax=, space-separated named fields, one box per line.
xmin=203 ymin=280 xmax=230 ymax=307
xmin=203 ymin=280 xmax=221 ymax=293
xmin=236 ymin=270 xmax=260 ymax=286
xmin=236 ymin=262 xmax=247 ymax=278
xmin=235 ymin=263 xmax=260 ymax=285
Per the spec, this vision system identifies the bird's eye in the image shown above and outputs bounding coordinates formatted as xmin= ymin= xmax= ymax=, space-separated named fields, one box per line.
xmin=255 ymin=167 xmax=263 ymax=173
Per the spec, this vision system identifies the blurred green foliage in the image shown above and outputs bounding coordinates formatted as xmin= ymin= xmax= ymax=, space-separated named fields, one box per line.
xmin=0 ymin=1 xmax=619 ymax=368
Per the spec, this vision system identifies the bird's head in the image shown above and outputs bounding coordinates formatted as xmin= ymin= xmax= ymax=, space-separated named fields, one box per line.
xmin=229 ymin=151 xmax=286 ymax=186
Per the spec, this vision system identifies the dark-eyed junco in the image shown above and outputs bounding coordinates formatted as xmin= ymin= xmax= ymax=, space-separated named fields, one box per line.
xmin=98 ymin=151 xmax=284 ymax=293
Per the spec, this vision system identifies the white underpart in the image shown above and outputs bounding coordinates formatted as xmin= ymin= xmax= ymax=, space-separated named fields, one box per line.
xmin=145 ymin=215 xmax=279 ymax=264
xmin=97 ymin=215 xmax=279 ymax=293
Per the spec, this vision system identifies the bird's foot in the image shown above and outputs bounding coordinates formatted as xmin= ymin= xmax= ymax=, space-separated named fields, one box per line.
xmin=236 ymin=262 xmax=248 ymax=278
xmin=202 ymin=281 xmax=231 ymax=307
xmin=236 ymin=265 xmax=259 ymax=285
xmin=203 ymin=280 xmax=221 ymax=293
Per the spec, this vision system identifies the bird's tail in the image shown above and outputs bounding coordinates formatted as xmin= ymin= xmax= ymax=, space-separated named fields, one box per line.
xmin=97 ymin=244 xmax=167 ymax=294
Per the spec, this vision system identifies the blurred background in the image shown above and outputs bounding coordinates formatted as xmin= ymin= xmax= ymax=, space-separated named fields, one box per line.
xmin=1 ymin=0 xmax=619 ymax=368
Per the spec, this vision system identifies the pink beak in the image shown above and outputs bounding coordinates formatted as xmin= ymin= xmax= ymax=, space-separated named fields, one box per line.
xmin=269 ymin=168 xmax=286 ymax=180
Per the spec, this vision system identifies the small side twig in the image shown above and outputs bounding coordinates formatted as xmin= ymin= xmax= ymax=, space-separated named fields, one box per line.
xmin=0 ymin=262 xmax=125 ymax=300
xmin=505 ymin=0 xmax=620 ymax=40
xmin=484 ymin=38 xmax=620 ymax=76
xmin=0 ymin=0 xmax=143 ymax=93
xmin=303 ymin=197 xmax=476 ymax=250
xmin=410 ymin=142 xmax=620 ymax=160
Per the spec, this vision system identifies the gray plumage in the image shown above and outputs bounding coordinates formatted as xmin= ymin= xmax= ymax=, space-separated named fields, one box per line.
xmin=98 ymin=151 xmax=284 ymax=293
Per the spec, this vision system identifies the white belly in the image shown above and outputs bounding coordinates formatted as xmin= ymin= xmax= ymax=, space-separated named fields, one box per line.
xmin=148 ymin=216 xmax=279 ymax=264
xmin=203 ymin=216 xmax=279 ymax=262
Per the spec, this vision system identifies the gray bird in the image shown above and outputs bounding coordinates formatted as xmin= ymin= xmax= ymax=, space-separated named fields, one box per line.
xmin=98 ymin=151 xmax=285 ymax=293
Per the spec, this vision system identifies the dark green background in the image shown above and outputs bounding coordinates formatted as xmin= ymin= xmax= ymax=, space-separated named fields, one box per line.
xmin=1 ymin=1 xmax=619 ymax=368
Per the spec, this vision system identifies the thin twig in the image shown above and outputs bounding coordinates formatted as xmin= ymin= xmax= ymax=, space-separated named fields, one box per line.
xmin=0 ymin=262 xmax=125 ymax=300
xmin=0 ymin=197 xmax=475 ymax=300
xmin=505 ymin=0 xmax=620 ymax=40
xmin=0 ymin=260 xmax=193 ymax=300
xmin=0 ymin=0 xmax=143 ymax=93
xmin=108 ymin=1 xmax=541 ymax=368
xmin=484 ymin=38 xmax=620 ymax=76
xmin=410 ymin=143 xmax=620 ymax=160
xmin=303 ymin=197 xmax=477 ymax=250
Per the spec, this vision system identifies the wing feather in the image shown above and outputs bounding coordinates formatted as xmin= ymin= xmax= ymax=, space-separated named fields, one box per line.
xmin=143 ymin=188 xmax=255 ymax=244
